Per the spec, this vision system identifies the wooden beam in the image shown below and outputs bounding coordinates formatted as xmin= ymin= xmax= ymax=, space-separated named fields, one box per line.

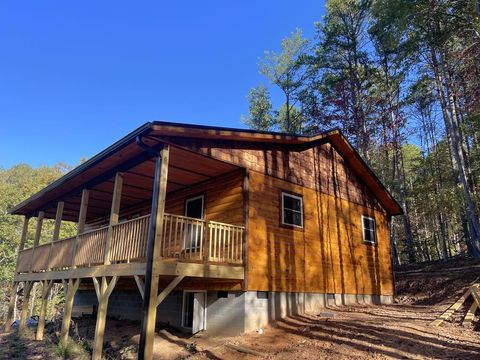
xmin=14 ymin=262 xmax=147 ymax=282
xmin=52 ymin=202 xmax=64 ymax=241
xmin=140 ymin=145 xmax=169 ymax=360
xmin=104 ymin=173 xmax=123 ymax=265
xmin=77 ymin=189 xmax=90 ymax=234
xmin=72 ymin=190 xmax=89 ymax=269
xmin=18 ymin=217 xmax=30 ymax=251
xmin=48 ymin=202 xmax=64 ymax=269
xmin=431 ymin=287 xmax=472 ymax=326
xmin=33 ymin=211 xmax=45 ymax=247
xmin=242 ymin=168 xmax=249 ymax=290
xmin=13 ymin=261 xmax=244 ymax=282
xmin=463 ymin=301 xmax=478 ymax=326
xmin=4 ymin=282 xmax=19 ymax=331
xmin=157 ymin=276 xmax=185 ymax=306
xmin=60 ymin=278 xmax=81 ymax=347
xmin=30 ymin=212 xmax=45 ymax=271
xmin=36 ymin=280 xmax=54 ymax=340
xmin=92 ymin=276 xmax=119 ymax=360
xmin=18 ymin=281 xmax=34 ymax=336
xmin=134 ymin=275 xmax=145 ymax=300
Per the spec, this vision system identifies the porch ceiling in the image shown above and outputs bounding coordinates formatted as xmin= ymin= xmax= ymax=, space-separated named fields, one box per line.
xmin=14 ymin=145 xmax=239 ymax=223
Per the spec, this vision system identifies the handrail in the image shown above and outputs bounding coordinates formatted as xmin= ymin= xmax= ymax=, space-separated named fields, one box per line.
xmin=15 ymin=212 xmax=245 ymax=273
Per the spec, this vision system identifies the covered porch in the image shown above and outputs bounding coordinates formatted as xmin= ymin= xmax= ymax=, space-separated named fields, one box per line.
xmin=7 ymin=137 xmax=247 ymax=359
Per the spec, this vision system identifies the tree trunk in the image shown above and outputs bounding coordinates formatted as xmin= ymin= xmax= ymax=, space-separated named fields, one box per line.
xmin=430 ymin=47 xmax=480 ymax=259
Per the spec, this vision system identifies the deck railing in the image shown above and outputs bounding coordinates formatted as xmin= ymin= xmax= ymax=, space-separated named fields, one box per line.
xmin=15 ymin=213 xmax=244 ymax=273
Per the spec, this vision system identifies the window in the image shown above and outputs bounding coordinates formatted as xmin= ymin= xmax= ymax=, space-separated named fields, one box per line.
xmin=217 ymin=291 xmax=228 ymax=298
xmin=281 ymin=192 xmax=303 ymax=228
xmin=257 ymin=291 xmax=269 ymax=299
xmin=362 ymin=216 xmax=376 ymax=244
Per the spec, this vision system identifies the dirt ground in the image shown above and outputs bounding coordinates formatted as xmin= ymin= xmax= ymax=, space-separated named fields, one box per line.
xmin=1 ymin=257 xmax=479 ymax=359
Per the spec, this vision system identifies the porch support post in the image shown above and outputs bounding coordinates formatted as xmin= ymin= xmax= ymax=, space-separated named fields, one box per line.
xmin=4 ymin=282 xmax=18 ymax=331
xmin=53 ymin=202 xmax=64 ymax=241
xmin=60 ymin=278 xmax=81 ymax=347
xmin=139 ymin=144 xmax=169 ymax=360
xmin=19 ymin=216 xmax=30 ymax=252
xmin=92 ymin=276 xmax=118 ymax=360
xmin=104 ymin=173 xmax=123 ymax=265
xmin=242 ymin=169 xmax=249 ymax=289
xmin=18 ymin=281 xmax=34 ymax=336
xmin=72 ymin=189 xmax=89 ymax=268
xmin=30 ymin=211 xmax=45 ymax=271
xmin=36 ymin=279 xmax=53 ymax=340
xmin=48 ymin=202 xmax=64 ymax=269
xmin=6 ymin=216 xmax=30 ymax=331
xmin=78 ymin=189 xmax=89 ymax=234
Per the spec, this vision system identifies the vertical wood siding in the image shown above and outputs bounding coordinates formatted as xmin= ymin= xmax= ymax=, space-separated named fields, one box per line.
xmin=167 ymin=139 xmax=393 ymax=296
xmin=247 ymin=170 xmax=393 ymax=295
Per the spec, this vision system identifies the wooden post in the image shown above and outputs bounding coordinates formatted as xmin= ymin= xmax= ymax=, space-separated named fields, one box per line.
xmin=139 ymin=145 xmax=169 ymax=360
xmin=18 ymin=281 xmax=34 ymax=336
xmin=78 ymin=189 xmax=89 ymax=234
xmin=48 ymin=202 xmax=64 ymax=269
xmin=18 ymin=216 xmax=30 ymax=252
xmin=30 ymin=211 xmax=45 ymax=271
xmin=33 ymin=211 xmax=45 ymax=247
xmin=92 ymin=276 xmax=118 ymax=360
xmin=36 ymin=280 xmax=53 ymax=340
xmin=104 ymin=173 xmax=123 ymax=265
xmin=4 ymin=282 xmax=19 ymax=332
xmin=6 ymin=216 xmax=30 ymax=331
xmin=242 ymin=169 xmax=249 ymax=288
xmin=72 ymin=190 xmax=89 ymax=268
xmin=60 ymin=278 xmax=81 ymax=347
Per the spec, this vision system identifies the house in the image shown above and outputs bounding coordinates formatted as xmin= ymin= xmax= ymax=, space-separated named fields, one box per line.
xmin=5 ymin=121 xmax=402 ymax=359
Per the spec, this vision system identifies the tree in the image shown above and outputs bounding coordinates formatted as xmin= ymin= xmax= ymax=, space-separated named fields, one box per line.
xmin=312 ymin=0 xmax=374 ymax=162
xmin=259 ymin=28 xmax=310 ymax=133
xmin=241 ymin=85 xmax=274 ymax=131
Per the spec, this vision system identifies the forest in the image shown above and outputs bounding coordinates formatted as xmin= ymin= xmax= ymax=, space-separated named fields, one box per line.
xmin=242 ymin=0 xmax=480 ymax=265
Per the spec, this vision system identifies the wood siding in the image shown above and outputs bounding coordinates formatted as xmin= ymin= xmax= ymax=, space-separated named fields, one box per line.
xmin=164 ymin=169 xmax=244 ymax=225
xmin=165 ymin=138 xmax=382 ymax=211
xmin=166 ymin=138 xmax=393 ymax=296
xmin=247 ymin=170 xmax=393 ymax=296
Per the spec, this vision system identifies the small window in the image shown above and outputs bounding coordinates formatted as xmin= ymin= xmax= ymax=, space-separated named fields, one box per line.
xmin=281 ymin=192 xmax=303 ymax=228
xmin=218 ymin=291 xmax=228 ymax=298
xmin=257 ymin=291 xmax=269 ymax=299
xmin=362 ymin=216 xmax=376 ymax=244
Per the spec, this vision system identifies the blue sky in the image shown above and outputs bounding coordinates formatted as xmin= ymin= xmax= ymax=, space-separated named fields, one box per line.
xmin=0 ymin=1 xmax=325 ymax=168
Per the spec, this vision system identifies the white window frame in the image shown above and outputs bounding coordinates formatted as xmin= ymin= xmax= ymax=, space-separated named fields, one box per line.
xmin=184 ymin=194 xmax=205 ymax=219
xmin=281 ymin=192 xmax=304 ymax=228
xmin=361 ymin=215 xmax=377 ymax=244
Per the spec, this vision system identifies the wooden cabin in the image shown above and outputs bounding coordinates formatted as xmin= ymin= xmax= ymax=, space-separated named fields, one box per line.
xmin=6 ymin=121 xmax=402 ymax=359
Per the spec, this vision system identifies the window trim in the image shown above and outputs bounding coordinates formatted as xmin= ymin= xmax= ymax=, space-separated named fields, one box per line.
xmin=281 ymin=192 xmax=304 ymax=228
xmin=361 ymin=215 xmax=377 ymax=244
xmin=184 ymin=194 xmax=205 ymax=219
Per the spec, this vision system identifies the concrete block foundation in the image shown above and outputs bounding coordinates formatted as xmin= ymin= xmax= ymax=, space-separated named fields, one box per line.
xmin=73 ymin=290 xmax=393 ymax=336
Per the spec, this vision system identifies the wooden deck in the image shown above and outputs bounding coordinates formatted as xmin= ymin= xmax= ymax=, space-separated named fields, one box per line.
xmin=14 ymin=213 xmax=245 ymax=281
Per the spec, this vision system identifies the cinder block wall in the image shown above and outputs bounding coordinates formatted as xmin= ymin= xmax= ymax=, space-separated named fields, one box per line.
xmin=73 ymin=289 xmax=183 ymax=328
xmin=74 ymin=289 xmax=393 ymax=336
xmin=205 ymin=291 xmax=245 ymax=336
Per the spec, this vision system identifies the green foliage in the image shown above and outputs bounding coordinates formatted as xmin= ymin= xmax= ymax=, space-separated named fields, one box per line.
xmin=245 ymin=28 xmax=311 ymax=133
xmin=0 ymin=163 xmax=74 ymax=324
xmin=241 ymin=85 xmax=274 ymax=131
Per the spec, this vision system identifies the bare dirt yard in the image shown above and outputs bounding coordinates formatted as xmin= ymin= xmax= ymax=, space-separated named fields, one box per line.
xmin=1 ymin=256 xmax=479 ymax=359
